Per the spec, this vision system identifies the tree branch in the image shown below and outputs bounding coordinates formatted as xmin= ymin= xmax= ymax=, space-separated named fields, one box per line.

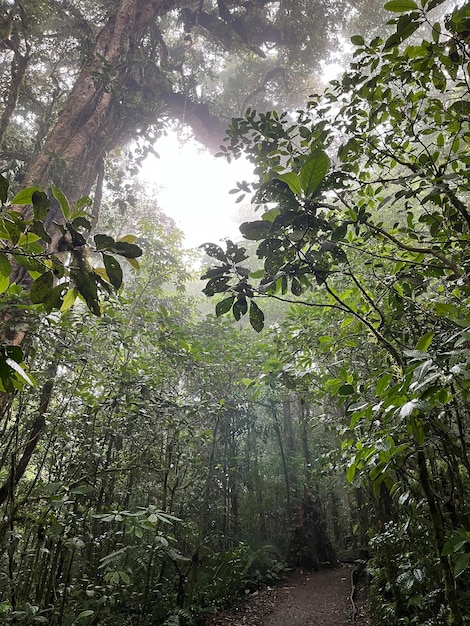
xmin=161 ymin=90 xmax=226 ymax=152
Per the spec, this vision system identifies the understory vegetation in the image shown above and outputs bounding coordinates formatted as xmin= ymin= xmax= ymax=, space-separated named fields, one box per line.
xmin=0 ymin=0 xmax=470 ymax=624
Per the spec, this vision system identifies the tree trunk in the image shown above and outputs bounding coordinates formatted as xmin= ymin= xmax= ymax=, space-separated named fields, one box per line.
xmin=20 ymin=0 xmax=224 ymax=217
xmin=22 ymin=0 xmax=164 ymax=211
xmin=0 ymin=352 xmax=61 ymax=506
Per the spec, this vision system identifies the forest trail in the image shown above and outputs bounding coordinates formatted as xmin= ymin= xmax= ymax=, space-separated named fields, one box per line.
xmin=205 ymin=566 xmax=371 ymax=626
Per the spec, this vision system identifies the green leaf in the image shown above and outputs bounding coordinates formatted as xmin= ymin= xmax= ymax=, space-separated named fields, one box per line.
xmin=453 ymin=553 xmax=470 ymax=578
xmin=71 ymin=268 xmax=101 ymax=316
xmin=346 ymin=463 xmax=356 ymax=483
xmin=338 ymin=383 xmax=355 ymax=396
xmin=5 ymin=358 xmax=35 ymax=387
xmin=30 ymin=220 xmax=51 ymax=243
xmin=32 ymin=191 xmax=50 ymax=221
xmin=71 ymin=216 xmax=91 ymax=231
xmin=51 ymin=183 xmax=71 ymax=219
xmin=427 ymin=0 xmax=446 ymax=9
xmin=125 ymin=257 xmax=140 ymax=270
xmin=442 ymin=530 xmax=469 ymax=556
xmin=410 ymin=416 xmax=425 ymax=445
xmin=118 ymin=234 xmax=137 ymax=244
xmin=249 ymin=300 xmax=265 ymax=332
xmin=12 ymin=253 xmax=44 ymax=273
xmin=415 ymin=331 xmax=434 ymax=352
xmin=276 ymin=172 xmax=302 ymax=196
xmin=70 ymin=484 xmax=95 ymax=495
xmin=449 ymin=100 xmax=470 ymax=117
xmin=3 ymin=218 xmax=21 ymax=245
xmin=75 ymin=610 xmax=94 ymax=622
xmin=112 ymin=241 xmax=142 ymax=258
xmin=351 ymin=35 xmax=365 ymax=45
xmin=376 ymin=373 xmax=392 ymax=396
xmin=200 ymin=243 xmax=227 ymax=262
xmin=239 ymin=221 xmax=271 ymax=241
xmin=233 ymin=297 xmax=248 ymax=321
xmin=66 ymin=223 xmax=86 ymax=247
xmin=94 ymin=234 xmax=115 ymax=250
xmin=60 ymin=289 xmax=78 ymax=313
xmin=216 ymin=296 xmax=235 ymax=317
xmin=10 ymin=186 xmax=42 ymax=205
xmin=0 ymin=274 xmax=9 ymax=294
xmin=331 ymin=223 xmax=348 ymax=241
xmin=18 ymin=232 xmax=41 ymax=248
xmin=291 ymin=277 xmax=303 ymax=296
xmin=0 ymin=174 xmax=8 ymax=205
xmin=384 ymin=0 xmax=418 ymax=11
xmin=30 ymin=271 xmax=54 ymax=304
xmin=262 ymin=207 xmax=280 ymax=222
xmin=299 ymin=150 xmax=330 ymax=196
xmin=0 ymin=252 xmax=11 ymax=277
xmin=102 ymin=253 xmax=123 ymax=290
xmin=119 ymin=571 xmax=130 ymax=584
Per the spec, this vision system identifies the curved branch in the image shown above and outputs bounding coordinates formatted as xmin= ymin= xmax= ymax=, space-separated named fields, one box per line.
xmin=239 ymin=66 xmax=288 ymax=116
xmin=0 ymin=42 xmax=30 ymax=147
xmin=365 ymin=221 xmax=464 ymax=279
xmin=323 ymin=281 xmax=404 ymax=368
xmin=161 ymin=90 xmax=226 ymax=152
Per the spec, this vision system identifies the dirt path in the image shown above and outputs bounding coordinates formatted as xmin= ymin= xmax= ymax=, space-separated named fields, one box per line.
xmin=205 ymin=566 xmax=371 ymax=626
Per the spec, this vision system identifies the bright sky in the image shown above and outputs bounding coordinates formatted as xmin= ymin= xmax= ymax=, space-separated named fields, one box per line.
xmin=141 ymin=134 xmax=253 ymax=249
xmin=140 ymin=64 xmax=345 ymax=249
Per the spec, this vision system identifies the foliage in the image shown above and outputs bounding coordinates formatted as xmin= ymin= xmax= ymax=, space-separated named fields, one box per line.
xmin=0 ymin=177 xmax=141 ymax=391
xmin=0 ymin=201 xmax=340 ymax=624
xmin=191 ymin=543 xmax=286 ymax=617
xmin=202 ymin=1 xmax=470 ymax=623
xmin=4 ymin=1 xmax=470 ymax=624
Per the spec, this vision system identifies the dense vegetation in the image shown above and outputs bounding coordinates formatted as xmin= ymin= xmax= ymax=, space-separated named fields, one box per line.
xmin=0 ymin=0 xmax=470 ymax=624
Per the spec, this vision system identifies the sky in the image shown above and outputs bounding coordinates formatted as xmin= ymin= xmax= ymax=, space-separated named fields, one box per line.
xmin=141 ymin=135 xmax=254 ymax=250
xmin=140 ymin=64 xmax=344 ymax=250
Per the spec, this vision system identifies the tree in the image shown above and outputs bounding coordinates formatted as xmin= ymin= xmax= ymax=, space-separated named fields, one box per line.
xmin=0 ymin=0 xmax=392 ymax=502
xmin=202 ymin=1 xmax=470 ymax=622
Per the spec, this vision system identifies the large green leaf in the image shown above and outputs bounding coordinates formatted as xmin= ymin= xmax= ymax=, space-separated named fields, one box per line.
xmin=0 ymin=252 xmax=11 ymax=277
xmin=249 ymin=300 xmax=265 ymax=332
xmin=94 ymin=234 xmax=115 ymax=250
xmin=233 ymin=296 xmax=248 ymax=321
xmin=30 ymin=220 xmax=52 ymax=243
xmin=32 ymin=190 xmax=50 ymax=221
xmin=112 ymin=241 xmax=142 ymax=258
xmin=453 ymin=553 xmax=470 ymax=578
xmin=51 ymin=183 xmax=71 ymax=219
xmin=0 ymin=274 xmax=9 ymax=294
xmin=30 ymin=271 xmax=54 ymax=304
xmin=299 ymin=151 xmax=330 ymax=196
xmin=5 ymin=357 xmax=35 ymax=387
xmin=60 ymin=288 xmax=78 ymax=312
xmin=384 ymin=0 xmax=418 ymax=11
xmin=102 ymin=253 xmax=123 ymax=290
xmin=216 ymin=295 xmax=235 ymax=317
xmin=415 ymin=331 xmax=434 ymax=352
xmin=71 ymin=268 xmax=100 ymax=316
xmin=239 ymin=221 xmax=271 ymax=241
xmin=10 ymin=186 xmax=42 ymax=205
xmin=276 ymin=172 xmax=302 ymax=197
xmin=201 ymin=243 xmax=227 ymax=262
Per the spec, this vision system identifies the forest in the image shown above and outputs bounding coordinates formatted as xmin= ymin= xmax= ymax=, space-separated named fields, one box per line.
xmin=0 ymin=0 xmax=469 ymax=624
